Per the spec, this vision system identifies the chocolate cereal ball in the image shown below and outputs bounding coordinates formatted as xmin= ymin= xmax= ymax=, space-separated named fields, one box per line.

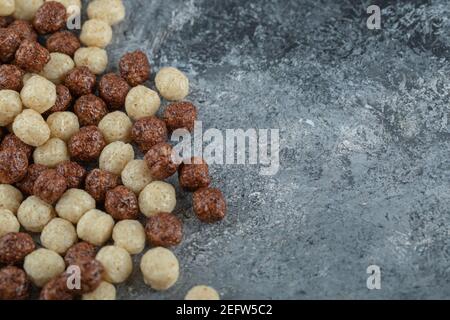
xmin=39 ymin=273 xmax=74 ymax=300
xmin=68 ymin=126 xmax=106 ymax=162
xmin=15 ymin=40 xmax=51 ymax=73
xmin=178 ymin=157 xmax=211 ymax=191
xmin=0 ymin=28 xmax=20 ymax=63
xmin=64 ymin=66 xmax=96 ymax=97
xmin=74 ymin=47 xmax=108 ymax=75
xmin=33 ymin=1 xmax=67 ymax=34
xmin=144 ymin=142 xmax=178 ymax=180
xmin=85 ymin=168 xmax=119 ymax=202
xmin=8 ymin=20 xmax=38 ymax=42
xmin=45 ymin=84 xmax=72 ymax=115
xmin=193 ymin=188 xmax=227 ymax=223
xmin=46 ymin=31 xmax=81 ymax=57
xmin=0 ymin=16 xmax=12 ymax=28
xmin=105 ymin=186 xmax=139 ymax=221
xmin=74 ymin=94 xmax=108 ymax=126
xmin=75 ymin=258 xmax=104 ymax=294
xmin=0 ymin=266 xmax=30 ymax=300
xmin=0 ymin=232 xmax=35 ymax=265
xmin=145 ymin=212 xmax=183 ymax=248
xmin=0 ymin=134 xmax=33 ymax=159
xmin=15 ymin=163 xmax=48 ymax=195
xmin=131 ymin=116 xmax=168 ymax=153
xmin=64 ymin=242 xmax=97 ymax=266
xmin=0 ymin=64 xmax=24 ymax=91
xmin=0 ymin=147 xmax=28 ymax=184
xmin=164 ymin=101 xmax=198 ymax=132
xmin=33 ymin=169 xmax=68 ymax=204
xmin=55 ymin=161 xmax=86 ymax=189
xmin=119 ymin=50 xmax=151 ymax=87
xmin=98 ymin=73 xmax=130 ymax=109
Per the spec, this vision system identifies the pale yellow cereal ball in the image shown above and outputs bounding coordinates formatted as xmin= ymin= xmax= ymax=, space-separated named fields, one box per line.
xmin=80 ymin=19 xmax=112 ymax=48
xmin=77 ymin=209 xmax=114 ymax=246
xmin=185 ymin=286 xmax=220 ymax=300
xmin=99 ymin=141 xmax=134 ymax=176
xmin=0 ymin=0 xmax=15 ymax=16
xmin=155 ymin=67 xmax=189 ymax=101
xmin=96 ymin=245 xmax=132 ymax=284
xmin=46 ymin=0 xmax=81 ymax=10
xmin=112 ymin=220 xmax=145 ymax=255
xmin=98 ymin=111 xmax=132 ymax=144
xmin=74 ymin=47 xmax=108 ymax=75
xmin=40 ymin=53 xmax=75 ymax=85
xmin=40 ymin=218 xmax=77 ymax=254
xmin=55 ymin=189 xmax=95 ymax=224
xmin=13 ymin=109 xmax=50 ymax=147
xmin=0 ymin=90 xmax=22 ymax=127
xmin=140 ymin=247 xmax=179 ymax=291
xmin=87 ymin=0 xmax=125 ymax=26
xmin=139 ymin=181 xmax=176 ymax=217
xmin=20 ymin=75 xmax=57 ymax=114
xmin=22 ymin=73 xmax=38 ymax=84
xmin=17 ymin=196 xmax=55 ymax=233
xmin=33 ymin=138 xmax=70 ymax=168
xmin=125 ymin=86 xmax=161 ymax=121
xmin=14 ymin=0 xmax=43 ymax=20
xmin=121 ymin=160 xmax=153 ymax=194
xmin=47 ymin=111 xmax=80 ymax=142
xmin=24 ymin=248 xmax=65 ymax=287
xmin=0 ymin=209 xmax=20 ymax=238
xmin=0 ymin=184 xmax=23 ymax=214
xmin=82 ymin=281 xmax=116 ymax=300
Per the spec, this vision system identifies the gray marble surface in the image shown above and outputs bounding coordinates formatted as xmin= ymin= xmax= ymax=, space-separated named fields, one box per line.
xmin=98 ymin=0 xmax=449 ymax=299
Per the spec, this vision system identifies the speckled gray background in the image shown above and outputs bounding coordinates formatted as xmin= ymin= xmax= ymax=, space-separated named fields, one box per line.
xmin=96 ymin=0 xmax=449 ymax=299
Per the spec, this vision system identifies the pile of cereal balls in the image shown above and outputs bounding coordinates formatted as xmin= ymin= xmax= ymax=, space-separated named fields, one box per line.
xmin=0 ymin=0 xmax=225 ymax=301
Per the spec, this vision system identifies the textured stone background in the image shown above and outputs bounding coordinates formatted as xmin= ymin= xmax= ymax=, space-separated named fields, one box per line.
xmin=96 ymin=0 xmax=449 ymax=299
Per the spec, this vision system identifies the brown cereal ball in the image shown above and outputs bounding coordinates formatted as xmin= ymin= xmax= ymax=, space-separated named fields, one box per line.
xmin=0 ymin=64 xmax=24 ymax=91
xmin=39 ymin=273 xmax=74 ymax=300
xmin=0 ymin=266 xmax=30 ymax=300
xmin=14 ymin=40 xmax=51 ymax=73
xmin=74 ymin=94 xmax=108 ymax=126
xmin=144 ymin=142 xmax=178 ymax=180
xmin=131 ymin=116 xmax=168 ymax=153
xmin=0 ymin=28 xmax=20 ymax=63
xmin=0 ymin=232 xmax=35 ymax=265
xmin=105 ymin=186 xmax=139 ymax=221
xmin=98 ymin=73 xmax=130 ymax=109
xmin=164 ymin=101 xmax=198 ymax=132
xmin=55 ymin=161 xmax=86 ymax=189
xmin=68 ymin=126 xmax=106 ymax=162
xmin=8 ymin=20 xmax=38 ymax=42
xmin=0 ymin=147 xmax=28 ymax=184
xmin=33 ymin=1 xmax=67 ymax=34
xmin=0 ymin=16 xmax=13 ymax=28
xmin=145 ymin=212 xmax=183 ymax=248
xmin=119 ymin=50 xmax=150 ymax=87
xmin=15 ymin=163 xmax=48 ymax=195
xmin=193 ymin=188 xmax=227 ymax=223
xmin=178 ymin=157 xmax=211 ymax=192
xmin=75 ymin=258 xmax=104 ymax=294
xmin=64 ymin=66 xmax=96 ymax=97
xmin=46 ymin=31 xmax=81 ymax=57
xmin=64 ymin=242 xmax=96 ymax=267
xmin=0 ymin=133 xmax=33 ymax=159
xmin=33 ymin=169 xmax=67 ymax=204
xmin=45 ymin=84 xmax=72 ymax=115
xmin=85 ymin=168 xmax=119 ymax=202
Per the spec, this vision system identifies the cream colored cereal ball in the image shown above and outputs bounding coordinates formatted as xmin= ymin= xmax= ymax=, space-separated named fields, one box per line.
xmin=56 ymin=189 xmax=95 ymax=224
xmin=125 ymin=86 xmax=161 ymax=121
xmin=40 ymin=53 xmax=75 ymax=85
xmin=77 ymin=209 xmax=114 ymax=246
xmin=40 ymin=218 xmax=77 ymax=254
xmin=80 ymin=19 xmax=112 ymax=48
xmin=87 ymin=0 xmax=125 ymax=26
xmin=22 ymin=73 xmax=38 ymax=84
xmin=0 ymin=90 xmax=22 ymax=127
xmin=14 ymin=0 xmax=43 ymax=20
xmin=46 ymin=0 xmax=81 ymax=10
xmin=0 ymin=209 xmax=20 ymax=238
xmin=155 ymin=67 xmax=189 ymax=101
xmin=33 ymin=138 xmax=69 ymax=168
xmin=0 ymin=0 xmax=14 ymax=16
xmin=24 ymin=248 xmax=65 ymax=287
xmin=74 ymin=47 xmax=108 ymax=75
xmin=13 ymin=109 xmax=50 ymax=147
xmin=20 ymin=75 xmax=57 ymax=114
xmin=0 ymin=184 xmax=23 ymax=214
xmin=82 ymin=281 xmax=116 ymax=300
xmin=121 ymin=160 xmax=153 ymax=194
xmin=185 ymin=286 xmax=220 ymax=300
xmin=139 ymin=181 xmax=176 ymax=217
xmin=17 ymin=196 xmax=55 ymax=233
xmin=140 ymin=247 xmax=179 ymax=291
xmin=112 ymin=220 xmax=145 ymax=255
xmin=99 ymin=141 xmax=134 ymax=176
xmin=98 ymin=111 xmax=132 ymax=144
xmin=96 ymin=245 xmax=132 ymax=284
xmin=47 ymin=111 xmax=80 ymax=142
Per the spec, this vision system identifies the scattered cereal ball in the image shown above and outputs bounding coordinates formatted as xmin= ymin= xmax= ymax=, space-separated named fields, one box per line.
xmin=64 ymin=241 xmax=96 ymax=266
xmin=13 ymin=109 xmax=50 ymax=147
xmin=64 ymin=66 xmax=96 ymax=97
xmin=0 ymin=147 xmax=28 ymax=184
xmin=164 ymin=101 xmax=197 ymax=132
xmin=20 ymin=75 xmax=56 ymax=114
xmin=44 ymin=84 xmax=72 ymax=116
xmin=0 ymin=15 xmax=12 ymax=27
xmin=99 ymin=141 xmax=134 ymax=176
xmin=56 ymin=188 xmax=95 ymax=224
xmin=17 ymin=196 xmax=55 ymax=232
xmin=82 ymin=281 xmax=116 ymax=300
xmin=98 ymin=73 xmax=130 ymax=109
xmin=112 ymin=220 xmax=145 ymax=255
xmin=131 ymin=116 xmax=167 ymax=153
xmin=8 ymin=20 xmax=38 ymax=41
xmin=145 ymin=212 xmax=182 ymax=248
xmin=41 ymin=218 xmax=77 ymax=254
xmin=74 ymin=94 xmax=107 ymax=126
xmin=193 ymin=188 xmax=227 ymax=223
xmin=22 ymin=72 xmax=38 ymax=84
xmin=87 ymin=0 xmax=125 ymax=26
xmin=13 ymin=0 xmax=44 ymax=20
xmin=77 ymin=209 xmax=114 ymax=246
xmin=98 ymin=111 xmax=132 ymax=144
xmin=139 ymin=181 xmax=176 ymax=217
xmin=74 ymin=47 xmax=108 ymax=75
xmin=47 ymin=112 xmax=79 ymax=142
xmin=119 ymin=50 xmax=150 ymax=87
xmin=55 ymin=161 xmax=86 ymax=189
xmin=0 ymin=232 xmax=35 ymax=264
xmin=24 ymin=248 xmax=65 ymax=287
xmin=125 ymin=85 xmax=160 ymax=121
xmin=39 ymin=273 xmax=74 ymax=300
xmin=74 ymin=258 xmax=104 ymax=294
xmin=80 ymin=19 xmax=112 ymax=48
xmin=96 ymin=245 xmax=132 ymax=284
xmin=33 ymin=1 xmax=67 ymax=34
xmin=47 ymin=0 xmax=81 ymax=10
xmin=0 ymin=266 xmax=30 ymax=300
xmin=15 ymin=164 xmax=48 ymax=195
xmin=0 ymin=89 xmax=22 ymax=126
xmin=84 ymin=168 xmax=119 ymax=202
xmin=0 ymin=209 xmax=20 ymax=238
xmin=178 ymin=157 xmax=211 ymax=192
xmin=105 ymin=186 xmax=139 ymax=221
xmin=0 ymin=184 xmax=23 ymax=214
xmin=15 ymin=40 xmax=51 ymax=73
xmin=0 ymin=64 xmax=24 ymax=91
xmin=68 ymin=126 xmax=106 ymax=162
xmin=155 ymin=67 xmax=189 ymax=101
xmin=33 ymin=169 xmax=67 ymax=204
xmin=0 ymin=0 xmax=14 ymax=16
xmin=0 ymin=28 xmax=20 ymax=63
xmin=1 ymin=133 xmax=34 ymax=159
xmin=33 ymin=138 xmax=70 ymax=168
xmin=185 ymin=286 xmax=220 ymax=300
xmin=140 ymin=247 xmax=179 ymax=291
xmin=46 ymin=31 xmax=81 ymax=57
xmin=40 ymin=52 xmax=75 ymax=84
xmin=121 ymin=160 xmax=153 ymax=195
xmin=144 ymin=142 xmax=178 ymax=180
